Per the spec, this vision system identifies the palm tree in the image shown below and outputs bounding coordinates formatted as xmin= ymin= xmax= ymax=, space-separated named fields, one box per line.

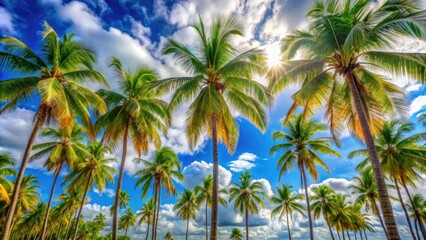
xmin=174 ymin=189 xmax=199 ymax=240
xmin=0 ymin=22 xmax=107 ymax=239
xmin=110 ymin=191 xmax=131 ymax=215
xmin=12 ymin=202 xmax=46 ymax=239
xmin=54 ymin=189 xmax=83 ymax=239
xmin=230 ymin=228 xmax=243 ymax=240
xmin=351 ymin=120 xmax=426 ymax=238
xmin=329 ymin=194 xmax=353 ymax=240
xmin=350 ymin=169 xmax=387 ymax=235
xmin=311 ymin=185 xmax=337 ymax=240
xmin=229 ymin=172 xmax=265 ymax=240
xmin=270 ymin=184 xmax=305 ymax=240
xmin=64 ymin=142 xmax=116 ymax=240
xmin=31 ymin=125 xmax=87 ymax=240
xmin=136 ymin=198 xmax=155 ymax=240
xmin=119 ymin=208 xmax=136 ymax=238
xmin=164 ymin=232 xmax=174 ymax=240
xmin=157 ymin=15 xmax=269 ymax=240
xmin=96 ymin=56 xmax=169 ymax=240
xmin=268 ymin=0 xmax=426 ymax=237
xmin=94 ymin=213 xmax=106 ymax=230
xmin=0 ymin=154 xmax=16 ymax=203
xmin=406 ymin=194 xmax=426 ymax=240
xmin=270 ymin=114 xmax=341 ymax=239
xmin=194 ymin=175 xmax=228 ymax=240
xmin=135 ymin=147 xmax=184 ymax=240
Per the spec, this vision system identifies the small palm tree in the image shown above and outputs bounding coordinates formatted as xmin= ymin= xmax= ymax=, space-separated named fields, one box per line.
xmin=119 ymin=208 xmax=136 ymax=238
xmin=136 ymin=198 xmax=155 ymax=240
xmin=12 ymin=202 xmax=46 ymax=239
xmin=64 ymin=142 xmax=116 ymax=240
xmin=0 ymin=154 xmax=16 ymax=203
xmin=229 ymin=228 xmax=243 ymax=240
xmin=110 ymin=191 xmax=131 ymax=215
xmin=164 ymin=232 xmax=174 ymax=240
xmin=229 ymin=172 xmax=265 ymax=240
xmin=406 ymin=194 xmax=426 ymax=240
xmin=96 ymin=56 xmax=169 ymax=240
xmin=54 ymin=189 xmax=83 ymax=239
xmin=94 ymin=213 xmax=106 ymax=230
xmin=310 ymin=185 xmax=337 ymax=240
xmin=194 ymin=175 xmax=227 ymax=240
xmin=270 ymin=184 xmax=305 ymax=240
xmin=270 ymin=114 xmax=341 ymax=239
xmin=174 ymin=189 xmax=199 ymax=240
xmin=135 ymin=147 xmax=183 ymax=240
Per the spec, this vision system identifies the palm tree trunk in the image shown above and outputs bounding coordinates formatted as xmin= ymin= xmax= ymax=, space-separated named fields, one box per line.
xmin=72 ymin=173 xmax=92 ymax=240
xmin=286 ymin=210 xmax=292 ymax=240
xmin=210 ymin=112 xmax=219 ymax=240
xmin=337 ymin=230 xmax=341 ymax=240
xmin=205 ymin=200 xmax=208 ymax=240
xmin=40 ymin=162 xmax=64 ymax=240
xmin=1 ymin=107 xmax=45 ymax=240
xmin=65 ymin=210 xmax=76 ymax=239
xmin=345 ymin=73 xmax=399 ymax=240
xmin=342 ymin=230 xmax=346 ymax=240
xmin=245 ymin=207 xmax=249 ymax=240
xmin=155 ymin=186 xmax=161 ymax=237
xmin=414 ymin=220 xmax=421 ymax=240
xmin=363 ymin=230 xmax=367 ymax=240
xmin=145 ymin=222 xmax=150 ymax=240
xmin=125 ymin=226 xmax=128 ymax=238
xmin=152 ymin=180 xmax=159 ymax=240
xmin=113 ymin=120 xmax=130 ymax=240
xmin=354 ymin=231 xmax=357 ymax=240
xmin=326 ymin=217 xmax=335 ymax=240
xmin=57 ymin=220 xmax=64 ymax=239
xmin=186 ymin=218 xmax=189 ymax=240
xmin=360 ymin=231 xmax=363 ymax=240
xmin=394 ymin=178 xmax=417 ymax=240
xmin=401 ymin=177 xmax=426 ymax=239
xmin=373 ymin=200 xmax=387 ymax=237
xmin=346 ymin=230 xmax=351 ymax=240
xmin=300 ymin=164 xmax=314 ymax=240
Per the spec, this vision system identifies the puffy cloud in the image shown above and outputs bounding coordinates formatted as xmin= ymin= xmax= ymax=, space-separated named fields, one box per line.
xmin=410 ymin=95 xmax=426 ymax=115
xmin=252 ymin=178 xmax=273 ymax=197
xmin=181 ymin=160 xmax=232 ymax=190
xmin=228 ymin=152 xmax=258 ymax=172
xmin=0 ymin=7 xmax=16 ymax=34
xmin=405 ymin=83 xmax=423 ymax=92
xmin=94 ymin=187 xmax=115 ymax=198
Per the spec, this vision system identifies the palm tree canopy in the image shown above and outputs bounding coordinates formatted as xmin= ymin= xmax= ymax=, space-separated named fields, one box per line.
xmin=7 ymin=175 xmax=40 ymax=217
xmin=230 ymin=227 xmax=243 ymax=240
xmin=154 ymin=16 xmax=271 ymax=152
xmin=194 ymin=175 xmax=228 ymax=207
xmin=0 ymin=153 xmax=16 ymax=201
xmin=406 ymin=194 xmax=426 ymax=221
xmin=173 ymin=189 xmax=199 ymax=220
xmin=310 ymin=185 xmax=336 ymax=220
xmin=118 ymin=208 xmax=136 ymax=230
xmin=110 ymin=190 xmax=131 ymax=215
xmin=271 ymin=184 xmax=306 ymax=221
xmin=229 ymin=172 xmax=266 ymax=215
xmin=350 ymin=169 xmax=379 ymax=213
xmin=164 ymin=231 xmax=174 ymax=240
xmin=136 ymin=198 xmax=155 ymax=225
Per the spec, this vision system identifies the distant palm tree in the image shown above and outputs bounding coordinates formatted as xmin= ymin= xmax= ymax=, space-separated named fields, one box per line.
xmin=54 ymin=189 xmax=83 ymax=239
xmin=329 ymin=194 xmax=354 ymax=240
xmin=135 ymin=147 xmax=183 ymax=240
xmin=174 ymin=189 xmax=199 ymax=240
xmin=164 ymin=232 xmax=174 ymax=240
xmin=311 ymin=185 xmax=337 ymax=240
xmin=229 ymin=172 xmax=266 ymax=240
xmin=0 ymin=154 xmax=16 ymax=203
xmin=0 ymin=22 xmax=107 ymax=239
xmin=406 ymin=194 xmax=426 ymax=240
xmin=110 ymin=191 xmax=131 ymax=215
xmin=157 ymin=15 xmax=269 ymax=240
xmin=119 ymin=208 xmax=136 ymax=238
xmin=64 ymin=142 xmax=116 ymax=240
xmin=194 ymin=175 xmax=228 ymax=240
xmin=229 ymin=228 xmax=243 ymax=240
xmin=136 ymin=198 xmax=155 ymax=240
xmin=95 ymin=213 xmax=106 ymax=230
xmin=268 ymin=0 xmax=426 ymax=237
xmin=13 ymin=202 xmax=46 ymax=239
xmin=270 ymin=114 xmax=341 ymax=239
xmin=270 ymin=184 xmax=305 ymax=240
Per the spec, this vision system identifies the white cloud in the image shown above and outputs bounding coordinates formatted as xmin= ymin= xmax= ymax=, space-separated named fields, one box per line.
xmin=0 ymin=7 xmax=16 ymax=34
xmin=94 ymin=187 xmax=115 ymax=198
xmin=405 ymin=83 xmax=422 ymax=92
xmin=410 ymin=95 xmax=426 ymax=115
xmin=228 ymin=152 xmax=258 ymax=172
xmin=252 ymin=178 xmax=273 ymax=197
xmin=181 ymin=160 xmax=232 ymax=190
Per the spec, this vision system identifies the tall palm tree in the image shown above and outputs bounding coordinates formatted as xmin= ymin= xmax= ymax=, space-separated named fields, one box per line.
xmin=229 ymin=172 xmax=266 ymax=240
xmin=268 ymin=0 xmax=426 ymax=237
xmin=63 ymin=142 xmax=116 ymax=240
xmin=96 ymin=56 xmax=169 ymax=240
xmin=156 ymin=16 xmax=269 ymax=240
xmin=119 ymin=208 xmax=136 ymax=238
xmin=230 ymin=228 xmax=243 ymax=240
xmin=406 ymin=194 xmax=426 ymax=240
xmin=351 ymin=120 xmax=426 ymax=238
xmin=164 ymin=232 xmax=174 ymax=240
xmin=329 ymin=194 xmax=354 ymax=240
xmin=31 ymin=125 xmax=87 ymax=240
xmin=110 ymin=191 xmax=131 ymax=215
xmin=311 ymin=185 xmax=337 ymax=240
xmin=135 ymin=147 xmax=184 ymax=240
xmin=0 ymin=22 xmax=107 ymax=239
xmin=136 ymin=198 xmax=155 ymax=240
xmin=194 ymin=175 xmax=228 ymax=240
xmin=174 ymin=189 xmax=199 ymax=240
xmin=270 ymin=114 xmax=341 ymax=239
xmin=0 ymin=154 xmax=16 ymax=203
xmin=350 ymin=169 xmax=387 ymax=235
xmin=270 ymin=184 xmax=306 ymax=240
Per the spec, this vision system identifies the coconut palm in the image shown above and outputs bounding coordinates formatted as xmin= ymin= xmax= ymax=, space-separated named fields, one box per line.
xmin=270 ymin=114 xmax=341 ymax=239
xmin=135 ymin=147 xmax=184 ymax=240
xmin=268 ymin=0 xmax=426 ymax=237
xmin=310 ymin=185 xmax=337 ymax=240
xmin=406 ymin=194 xmax=426 ymax=240
xmin=12 ymin=202 xmax=46 ymax=239
xmin=0 ymin=22 xmax=108 ymax=239
xmin=0 ymin=154 xmax=16 ymax=203
xmin=119 ymin=208 xmax=136 ymax=238
xmin=96 ymin=56 xmax=169 ymax=240
xmin=63 ymin=142 xmax=116 ymax=240
xmin=270 ymin=184 xmax=306 ymax=240
xmin=329 ymin=194 xmax=353 ymax=240
xmin=110 ymin=191 xmax=131 ymax=215
xmin=230 ymin=228 xmax=243 ymax=240
xmin=174 ymin=189 xmax=199 ymax=240
xmin=136 ymin=198 xmax=155 ymax=240
xmin=194 ymin=175 xmax=228 ymax=240
xmin=229 ymin=172 xmax=266 ymax=240
xmin=31 ymin=125 xmax=87 ymax=240
xmin=54 ymin=189 xmax=84 ymax=239
xmin=164 ymin=232 xmax=174 ymax=240
xmin=95 ymin=213 xmax=106 ymax=229
xmin=157 ymin=15 xmax=269 ymax=240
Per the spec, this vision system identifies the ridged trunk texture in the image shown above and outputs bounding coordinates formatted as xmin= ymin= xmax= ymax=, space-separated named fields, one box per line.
xmin=209 ymin=113 xmax=219 ymax=240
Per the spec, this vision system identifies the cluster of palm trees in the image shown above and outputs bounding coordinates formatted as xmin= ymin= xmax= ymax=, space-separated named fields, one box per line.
xmin=0 ymin=0 xmax=426 ymax=239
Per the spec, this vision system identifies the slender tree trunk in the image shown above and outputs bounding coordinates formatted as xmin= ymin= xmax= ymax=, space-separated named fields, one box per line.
xmin=414 ymin=220 xmax=421 ymax=240
xmin=40 ymin=162 xmax=63 ymax=240
xmin=72 ymin=173 xmax=92 ymax=240
xmin=210 ymin=112 xmax=219 ymax=240
xmin=337 ymin=230 xmax=341 ymax=240
xmin=342 ymin=230 xmax=346 ymax=240
xmin=113 ymin=120 xmax=130 ymax=240
xmin=300 ymin=163 xmax=314 ymax=240
xmin=347 ymin=230 xmax=351 ymax=240
xmin=363 ymin=230 xmax=367 ymax=240
xmin=354 ymin=231 xmax=357 ymax=240
xmin=360 ymin=231 xmax=363 ymax=240
xmin=125 ymin=226 xmax=128 ymax=238
xmin=373 ymin=200 xmax=388 ymax=237
xmin=186 ymin=218 xmax=189 ymax=240
xmin=394 ymin=178 xmax=417 ymax=240
xmin=65 ymin=210 xmax=76 ymax=239
xmin=57 ymin=221 xmax=64 ymax=239
xmin=1 ymin=108 xmax=45 ymax=240
xmin=145 ymin=222 xmax=150 ymax=240
xmin=155 ymin=186 xmax=161 ymax=236
xmin=326 ymin=217 xmax=335 ymax=240
xmin=401 ymin=177 xmax=426 ymax=239
xmin=245 ymin=208 xmax=249 ymax=240
xmin=151 ymin=180 xmax=159 ymax=240
xmin=345 ymin=73 xmax=399 ymax=240
xmin=205 ymin=200 xmax=208 ymax=240
xmin=286 ymin=210 xmax=292 ymax=240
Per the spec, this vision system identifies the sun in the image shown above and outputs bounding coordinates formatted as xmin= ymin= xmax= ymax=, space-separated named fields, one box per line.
xmin=265 ymin=42 xmax=282 ymax=67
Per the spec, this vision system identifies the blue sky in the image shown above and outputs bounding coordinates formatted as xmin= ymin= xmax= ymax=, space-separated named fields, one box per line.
xmin=1 ymin=0 xmax=426 ymax=239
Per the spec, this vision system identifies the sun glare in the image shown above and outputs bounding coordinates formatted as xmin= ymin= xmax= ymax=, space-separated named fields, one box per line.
xmin=265 ymin=42 xmax=282 ymax=67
